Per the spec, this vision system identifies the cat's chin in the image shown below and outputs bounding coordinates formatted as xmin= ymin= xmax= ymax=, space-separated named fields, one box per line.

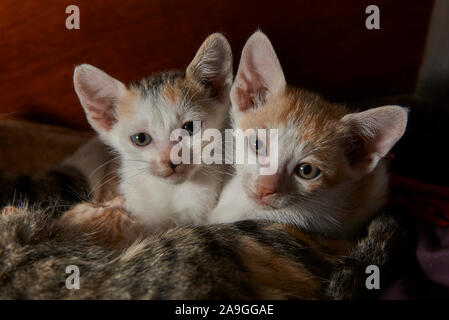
xmin=160 ymin=173 xmax=188 ymax=184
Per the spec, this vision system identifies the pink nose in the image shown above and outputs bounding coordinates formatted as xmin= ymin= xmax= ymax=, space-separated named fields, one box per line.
xmin=254 ymin=174 xmax=280 ymax=199
xmin=255 ymin=185 xmax=277 ymax=198
xmin=162 ymin=160 xmax=178 ymax=172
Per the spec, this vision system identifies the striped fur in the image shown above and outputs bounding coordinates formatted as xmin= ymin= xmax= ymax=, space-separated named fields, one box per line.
xmin=0 ymin=202 xmax=412 ymax=299
xmin=0 ymin=205 xmax=348 ymax=299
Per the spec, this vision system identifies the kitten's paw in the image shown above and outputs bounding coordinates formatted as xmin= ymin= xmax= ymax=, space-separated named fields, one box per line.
xmin=60 ymin=199 xmax=142 ymax=248
xmin=60 ymin=202 xmax=105 ymax=225
xmin=104 ymin=195 xmax=126 ymax=207
xmin=61 ymin=195 xmax=126 ymax=226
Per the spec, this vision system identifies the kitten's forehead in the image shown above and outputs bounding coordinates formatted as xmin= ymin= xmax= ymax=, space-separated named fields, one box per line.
xmin=240 ymin=88 xmax=347 ymax=143
xmin=239 ymin=87 xmax=349 ymax=174
xmin=130 ymin=71 xmax=187 ymax=100
xmin=127 ymin=71 xmax=208 ymax=127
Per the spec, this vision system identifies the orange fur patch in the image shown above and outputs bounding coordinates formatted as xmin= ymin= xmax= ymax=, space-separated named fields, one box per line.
xmin=60 ymin=198 xmax=143 ymax=249
xmin=239 ymin=235 xmax=323 ymax=299
xmin=117 ymin=88 xmax=139 ymax=120
xmin=162 ymin=83 xmax=180 ymax=104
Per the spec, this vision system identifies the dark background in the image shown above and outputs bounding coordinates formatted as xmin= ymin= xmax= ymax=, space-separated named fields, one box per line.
xmin=0 ymin=0 xmax=434 ymax=129
xmin=2 ymin=0 xmax=448 ymax=186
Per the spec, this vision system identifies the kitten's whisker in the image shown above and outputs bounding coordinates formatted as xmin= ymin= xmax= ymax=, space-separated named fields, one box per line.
xmin=88 ymin=173 xmax=120 ymax=198
xmin=122 ymin=159 xmax=148 ymax=165
xmin=89 ymin=155 xmax=121 ymax=179
xmin=118 ymin=167 xmax=148 ymax=186
xmin=290 ymin=194 xmax=352 ymax=214
xmin=66 ymin=185 xmax=91 ymax=203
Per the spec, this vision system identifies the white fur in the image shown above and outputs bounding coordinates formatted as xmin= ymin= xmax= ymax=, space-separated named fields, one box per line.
xmin=102 ymin=77 xmax=229 ymax=229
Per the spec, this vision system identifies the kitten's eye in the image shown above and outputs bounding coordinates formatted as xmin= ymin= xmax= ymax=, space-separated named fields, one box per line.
xmin=182 ymin=121 xmax=202 ymax=136
xmin=130 ymin=132 xmax=152 ymax=146
xmin=294 ymin=163 xmax=321 ymax=180
xmin=249 ymin=135 xmax=267 ymax=156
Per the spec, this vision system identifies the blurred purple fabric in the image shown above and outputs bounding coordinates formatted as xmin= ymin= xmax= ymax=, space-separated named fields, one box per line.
xmin=381 ymin=224 xmax=449 ymax=299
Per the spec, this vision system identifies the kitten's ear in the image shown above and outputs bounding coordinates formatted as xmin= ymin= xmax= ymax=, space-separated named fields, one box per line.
xmin=73 ymin=64 xmax=127 ymax=133
xmin=186 ymin=33 xmax=233 ymax=101
xmin=231 ymin=31 xmax=286 ymax=112
xmin=342 ymin=105 xmax=408 ymax=174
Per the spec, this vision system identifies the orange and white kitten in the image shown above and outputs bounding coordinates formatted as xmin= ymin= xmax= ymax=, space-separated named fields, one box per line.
xmin=68 ymin=33 xmax=232 ymax=231
xmin=208 ymin=32 xmax=408 ymax=237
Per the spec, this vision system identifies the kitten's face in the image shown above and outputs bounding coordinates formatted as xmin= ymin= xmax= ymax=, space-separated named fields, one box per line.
xmin=107 ymin=72 xmax=228 ymax=184
xmin=231 ymin=32 xmax=408 ymax=232
xmin=236 ymin=89 xmax=349 ymax=210
xmin=74 ymin=33 xmax=232 ymax=185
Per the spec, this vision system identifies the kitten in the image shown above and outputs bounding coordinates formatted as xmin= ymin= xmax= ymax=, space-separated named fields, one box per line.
xmin=208 ymin=32 xmax=409 ymax=238
xmin=63 ymin=33 xmax=233 ymax=231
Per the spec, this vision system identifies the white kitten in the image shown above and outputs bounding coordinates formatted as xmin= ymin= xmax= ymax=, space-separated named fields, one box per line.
xmin=69 ymin=33 xmax=233 ymax=231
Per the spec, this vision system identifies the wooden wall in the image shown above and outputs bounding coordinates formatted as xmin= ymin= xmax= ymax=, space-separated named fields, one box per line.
xmin=0 ymin=0 xmax=434 ymax=129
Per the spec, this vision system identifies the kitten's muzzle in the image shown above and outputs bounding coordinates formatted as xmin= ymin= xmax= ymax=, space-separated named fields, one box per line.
xmin=150 ymin=160 xmax=193 ymax=184
xmin=160 ymin=160 xmax=180 ymax=176
xmin=150 ymin=160 xmax=180 ymax=177
xmin=168 ymin=161 xmax=179 ymax=170
xmin=246 ymin=173 xmax=283 ymax=208
xmin=250 ymin=190 xmax=276 ymax=205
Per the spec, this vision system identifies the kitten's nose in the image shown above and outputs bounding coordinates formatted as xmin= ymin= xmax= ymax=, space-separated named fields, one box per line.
xmin=255 ymin=185 xmax=277 ymax=198
xmin=169 ymin=161 xmax=178 ymax=170
xmin=254 ymin=174 xmax=280 ymax=199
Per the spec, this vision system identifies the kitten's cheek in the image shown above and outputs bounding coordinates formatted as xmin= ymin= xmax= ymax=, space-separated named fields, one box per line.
xmin=242 ymin=172 xmax=254 ymax=188
xmin=147 ymin=162 xmax=159 ymax=175
xmin=179 ymin=164 xmax=199 ymax=179
xmin=148 ymin=161 xmax=171 ymax=178
xmin=300 ymin=179 xmax=322 ymax=193
xmin=242 ymin=173 xmax=257 ymax=196
xmin=243 ymin=172 xmax=254 ymax=183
